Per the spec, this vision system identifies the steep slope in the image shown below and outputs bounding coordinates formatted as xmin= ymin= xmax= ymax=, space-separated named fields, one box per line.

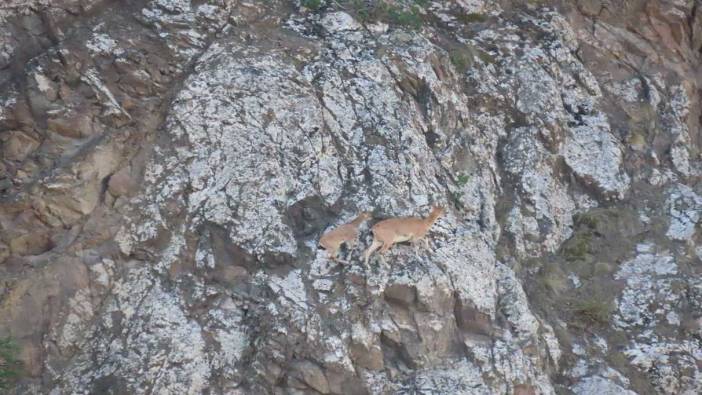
xmin=1 ymin=0 xmax=701 ymax=394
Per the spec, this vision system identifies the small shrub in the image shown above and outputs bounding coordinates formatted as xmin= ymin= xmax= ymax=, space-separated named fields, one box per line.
xmin=628 ymin=132 xmax=646 ymax=149
xmin=342 ymin=1 xmax=426 ymax=29
xmin=475 ymin=49 xmax=496 ymax=64
xmin=450 ymin=191 xmax=463 ymax=208
xmin=573 ymin=211 xmax=600 ymax=229
xmin=347 ymin=0 xmax=368 ymax=21
xmin=537 ymin=262 xmax=568 ymax=294
xmin=345 ymin=0 xmax=383 ymax=23
xmin=593 ymin=261 xmax=614 ymax=276
xmin=456 ymin=13 xmax=487 ymax=24
xmin=387 ymin=5 xmax=423 ymax=29
xmin=456 ymin=173 xmax=470 ymax=187
xmin=0 ymin=337 xmax=22 ymax=390
xmin=301 ymin=0 xmax=323 ymax=11
xmin=449 ymin=50 xmax=472 ymax=73
xmin=572 ymin=298 xmax=611 ymax=325
xmin=562 ymin=232 xmax=591 ymax=261
xmin=608 ymin=351 xmax=629 ymax=370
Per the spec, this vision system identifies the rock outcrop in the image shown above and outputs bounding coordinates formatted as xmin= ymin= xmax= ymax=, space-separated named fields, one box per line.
xmin=1 ymin=0 xmax=700 ymax=394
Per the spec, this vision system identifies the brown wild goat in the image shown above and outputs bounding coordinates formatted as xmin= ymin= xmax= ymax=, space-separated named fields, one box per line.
xmin=319 ymin=211 xmax=373 ymax=263
xmin=363 ymin=206 xmax=445 ymax=266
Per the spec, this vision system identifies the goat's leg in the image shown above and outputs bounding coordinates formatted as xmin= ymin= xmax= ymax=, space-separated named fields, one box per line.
xmin=379 ymin=241 xmax=393 ymax=254
xmin=341 ymin=240 xmax=356 ymax=264
xmin=411 ymin=235 xmax=427 ymax=251
xmin=378 ymin=241 xmax=394 ymax=267
xmin=363 ymin=239 xmax=383 ymax=268
xmin=410 ymin=236 xmax=430 ymax=251
xmin=423 ymin=238 xmax=430 ymax=251
xmin=409 ymin=237 xmax=422 ymax=259
xmin=327 ymin=246 xmax=341 ymax=263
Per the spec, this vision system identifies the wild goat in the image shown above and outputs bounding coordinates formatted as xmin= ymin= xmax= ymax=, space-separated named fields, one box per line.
xmin=363 ymin=206 xmax=445 ymax=267
xmin=319 ymin=211 xmax=373 ymax=263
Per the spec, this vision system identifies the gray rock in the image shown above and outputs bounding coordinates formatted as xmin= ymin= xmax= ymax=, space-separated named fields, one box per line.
xmin=0 ymin=130 xmax=39 ymax=161
xmin=665 ymin=184 xmax=702 ymax=241
xmin=571 ymin=376 xmax=637 ymax=395
xmin=295 ymin=361 xmax=331 ymax=394
xmin=1 ymin=1 xmax=701 ymax=394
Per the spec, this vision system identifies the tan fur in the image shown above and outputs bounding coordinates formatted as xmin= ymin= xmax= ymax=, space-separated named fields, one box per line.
xmin=513 ymin=384 xmax=537 ymax=395
xmin=363 ymin=206 xmax=445 ymax=267
xmin=319 ymin=211 xmax=372 ymax=263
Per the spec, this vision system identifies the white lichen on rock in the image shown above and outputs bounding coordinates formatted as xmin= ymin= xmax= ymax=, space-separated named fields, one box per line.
xmin=51 ymin=266 xmax=248 ymax=393
xmin=614 ymin=245 xmax=678 ymax=328
xmin=665 ymin=183 xmax=702 ymax=241
xmin=571 ymin=376 xmax=637 ymax=395
xmin=613 ymin=243 xmax=702 ymax=394
xmin=4 ymin=1 xmax=699 ymax=394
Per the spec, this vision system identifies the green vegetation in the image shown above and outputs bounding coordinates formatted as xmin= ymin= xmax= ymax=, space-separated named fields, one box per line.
xmin=450 ymin=191 xmax=464 ymax=209
xmin=475 ymin=49 xmax=495 ymax=64
xmin=573 ymin=211 xmax=599 ymax=229
xmin=607 ymin=351 xmax=629 ymax=370
xmin=560 ymin=212 xmax=598 ymax=262
xmin=564 ymin=207 xmax=643 ymax=267
xmin=449 ymin=49 xmax=472 ymax=73
xmin=343 ymin=0 xmax=428 ymax=29
xmin=387 ymin=6 xmax=423 ymax=29
xmin=562 ymin=232 xmax=591 ymax=261
xmin=301 ymin=0 xmax=324 ymax=11
xmin=0 ymin=337 xmax=22 ymax=390
xmin=455 ymin=173 xmax=470 ymax=188
xmin=346 ymin=0 xmax=371 ymax=21
xmin=538 ymin=262 xmax=568 ymax=294
xmin=449 ymin=45 xmax=494 ymax=72
xmin=593 ymin=261 xmax=614 ymax=277
xmin=451 ymin=173 xmax=471 ymax=208
xmin=571 ymin=297 xmax=612 ymax=325
xmin=627 ymin=132 xmax=646 ymax=150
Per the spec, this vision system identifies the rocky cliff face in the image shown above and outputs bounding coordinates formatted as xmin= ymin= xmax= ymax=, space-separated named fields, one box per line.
xmin=1 ymin=0 xmax=701 ymax=394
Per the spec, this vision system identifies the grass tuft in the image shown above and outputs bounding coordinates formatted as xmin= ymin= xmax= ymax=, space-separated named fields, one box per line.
xmin=0 ymin=337 xmax=22 ymax=390
xmin=456 ymin=173 xmax=470 ymax=187
xmin=571 ymin=298 xmax=612 ymax=325
xmin=456 ymin=13 xmax=487 ymax=24
xmin=343 ymin=0 xmax=427 ymax=29
xmin=301 ymin=0 xmax=323 ymax=11
xmin=562 ymin=232 xmax=591 ymax=261
xmin=449 ymin=49 xmax=472 ymax=73
xmin=388 ymin=5 xmax=423 ymax=29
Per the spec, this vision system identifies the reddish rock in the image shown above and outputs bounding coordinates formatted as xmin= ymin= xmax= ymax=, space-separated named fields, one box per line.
xmin=1 ymin=130 xmax=39 ymax=161
xmin=384 ymin=283 xmax=416 ymax=306
xmin=47 ymin=111 xmax=94 ymax=138
xmin=514 ymin=383 xmax=537 ymax=395
xmin=294 ymin=361 xmax=330 ymax=394
xmin=455 ymin=298 xmax=493 ymax=336
xmin=9 ymin=232 xmax=52 ymax=256
xmin=107 ymin=166 xmax=136 ymax=197
xmin=350 ymin=343 xmax=384 ymax=371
